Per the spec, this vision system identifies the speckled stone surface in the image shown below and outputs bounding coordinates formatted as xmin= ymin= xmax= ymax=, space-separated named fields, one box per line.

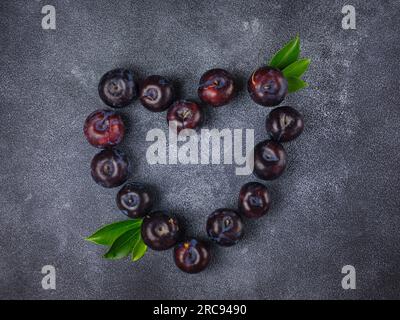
xmin=0 ymin=0 xmax=399 ymax=300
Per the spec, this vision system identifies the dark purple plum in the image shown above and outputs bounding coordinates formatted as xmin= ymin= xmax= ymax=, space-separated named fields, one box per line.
xmin=83 ymin=109 xmax=125 ymax=148
xmin=116 ymin=183 xmax=153 ymax=218
xmin=266 ymin=106 xmax=304 ymax=142
xmin=198 ymin=68 xmax=235 ymax=107
xmin=238 ymin=182 xmax=271 ymax=219
xmin=174 ymin=239 xmax=210 ymax=273
xmin=167 ymin=100 xmax=203 ymax=133
xmin=139 ymin=75 xmax=174 ymax=112
xmin=206 ymin=209 xmax=243 ymax=246
xmin=141 ymin=212 xmax=180 ymax=251
xmin=253 ymin=140 xmax=287 ymax=180
xmin=98 ymin=68 xmax=137 ymax=108
xmin=90 ymin=149 xmax=130 ymax=188
xmin=248 ymin=66 xmax=287 ymax=107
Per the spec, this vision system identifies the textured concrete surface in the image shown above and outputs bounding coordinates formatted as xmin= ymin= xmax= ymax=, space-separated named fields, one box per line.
xmin=0 ymin=0 xmax=399 ymax=299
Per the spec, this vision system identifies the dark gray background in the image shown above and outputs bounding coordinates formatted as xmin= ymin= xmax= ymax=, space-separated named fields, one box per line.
xmin=0 ymin=0 xmax=399 ymax=300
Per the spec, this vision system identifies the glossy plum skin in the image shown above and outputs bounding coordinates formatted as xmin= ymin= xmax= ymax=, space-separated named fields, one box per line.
xmin=141 ymin=212 xmax=180 ymax=251
xmin=247 ymin=67 xmax=288 ymax=107
xmin=174 ymin=239 xmax=211 ymax=274
xmin=198 ymin=68 xmax=235 ymax=107
xmin=167 ymin=100 xmax=203 ymax=133
xmin=90 ymin=149 xmax=130 ymax=188
xmin=206 ymin=209 xmax=243 ymax=246
xmin=139 ymin=75 xmax=174 ymax=112
xmin=266 ymin=106 xmax=304 ymax=142
xmin=98 ymin=68 xmax=137 ymax=108
xmin=253 ymin=140 xmax=287 ymax=180
xmin=83 ymin=109 xmax=125 ymax=148
xmin=116 ymin=183 xmax=153 ymax=218
xmin=238 ymin=182 xmax=271 ymax=219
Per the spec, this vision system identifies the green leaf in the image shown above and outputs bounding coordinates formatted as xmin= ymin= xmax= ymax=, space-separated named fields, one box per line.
xmin=103 ymin=229 xmax=140 ymax=260
xmin=85 ymin=219 xmax=142 ymax=246
xmin=287 ymin=77 xmax=309 ymax=93
xmin=269 ymin=35 xmax=300 ymax=70
xmin=282 ymin=58 xmax=310 ymax=79
xmin=131 ymin=237 xmax=147 ymax=262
